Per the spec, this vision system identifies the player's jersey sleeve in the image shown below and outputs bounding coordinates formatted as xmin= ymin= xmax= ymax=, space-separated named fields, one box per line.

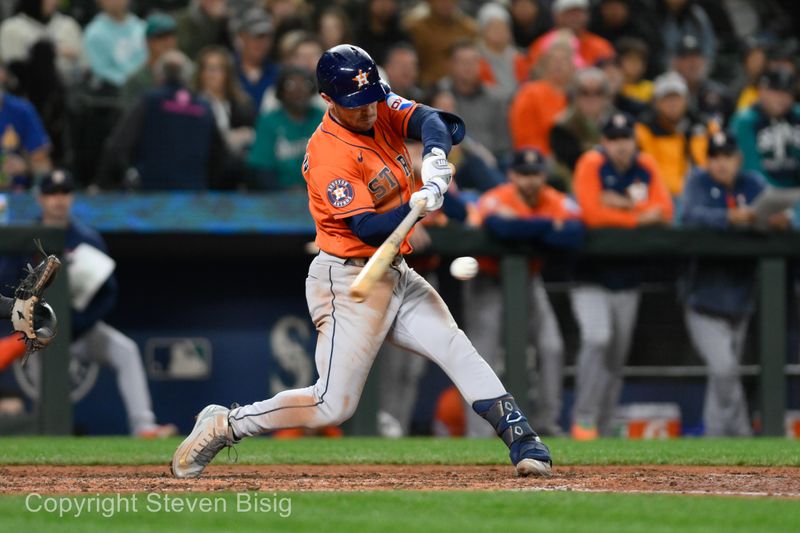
xmin=381 ymin=92 xmax=419 ymax=138
xmin=306 ymin=163 xmax=376 ymax=220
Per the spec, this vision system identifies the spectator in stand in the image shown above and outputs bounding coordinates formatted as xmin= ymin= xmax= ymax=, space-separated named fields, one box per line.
xmin=382 ymin=42 xmax=424 ymax=103
xmin=438 ymin=40 xmax=511 ymax=162
xmin=588 ymin=0 xmax=662 ymax=77
xmin=316 ymin=6 xmax=352 ymax=51
xmin=635 ymin=72 xmax=710 ymax=197
xmin=528 ymin=0 xmax=614 ymax=71
xmin=259 ymin=30 xmax=324 ymax=113
xmin=550 ymin=67 xmax=615 ymax=192
xmin=734 ymin=36 xmax=771 ymax=112
xmin=671 ymin=34 xmax=734 ymax=125
xmin=175 ymin=0 xmax=230 ymax=62
xmin=680 ymin=131 xmax=791 ymax=437
xmin=466 ymin=148 xmax=584 ymax=437
xmin=0 ymin=169 xmax=178 ymax=438
xmin=247 ymin=66 xmax=322 ymax=190
xmin=0 ymin=0 xmax=84 ymax=85
xmin=510 ymin=34 xmax=574 ymax=155
xmin=355 ymin=0 xmax=409 ymax=66
xmin=428 ymin=87 xmax=505 ymax=192
xmin=596 ymin=56 xmax=648 ymax=118
xmin=100 ymin=50 xmax=229 ymax=190
xmin=617 ymin=37 xmax=653 ymax=105
xmin=194 ymin=45 xmax=256 ymax=180
xmin=658 ymin=0 xmax=716 ymax=72
xmin=509 ymin=0 xmax=552 ymax=50
xmin=0 ymin=62 xmax=52 ymax=190
xmin=83 ymin=0 xmax=146 ymax=88
xmin=265 ymin=0 xmax=313 ymax=57
xmin=234 ymin=8 xmax=279 ymax=110
xmin=476 ymin=2 xmax=528 ymax=101
xmin=121 ymin=12 xmax=177 ymax=109
xmin=570 ymin=112 xmax=673 ymax=440
xmin=731 ymin=68 xmax=800 ymax=189
xmin=405 ymin=0 xmax=478 ymax=87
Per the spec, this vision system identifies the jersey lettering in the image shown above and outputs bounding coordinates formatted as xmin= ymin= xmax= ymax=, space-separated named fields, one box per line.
xmin=396 ymin=154 xmax=411 ymax=176
xmin=367 ymin=166 xmax=399 ymax=200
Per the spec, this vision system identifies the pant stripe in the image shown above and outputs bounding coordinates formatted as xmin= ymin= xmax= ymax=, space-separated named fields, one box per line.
xmin=231 ymin=265 xmax=336 ymax=421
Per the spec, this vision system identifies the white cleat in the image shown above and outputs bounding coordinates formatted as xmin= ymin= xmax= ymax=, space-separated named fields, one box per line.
xmin=515 ymin=458 xmax=553 ymax=477
xmin=171 ymin=404 xmax=238 ymax=479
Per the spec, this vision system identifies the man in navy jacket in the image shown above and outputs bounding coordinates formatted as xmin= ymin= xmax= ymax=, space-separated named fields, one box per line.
xmin=681 ymin=131 xmax=791 ymax=436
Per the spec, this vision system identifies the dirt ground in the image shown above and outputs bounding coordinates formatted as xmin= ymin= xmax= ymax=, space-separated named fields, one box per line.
xmin=1 ymin=465 xmax=798 ymax=497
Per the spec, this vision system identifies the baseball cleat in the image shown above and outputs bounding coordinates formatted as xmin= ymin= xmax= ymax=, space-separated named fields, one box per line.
xmin=513 ymin=436 xmax=553 ymax=477
xmin=516 ymin=458 xmax=553 ymax=477
xmin=137 ymin=423 xmax=178 ymax=439
xmin=171 ymin=404 xmax=238 ymax=479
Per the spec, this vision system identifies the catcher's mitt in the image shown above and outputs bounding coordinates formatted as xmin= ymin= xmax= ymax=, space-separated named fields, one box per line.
xmin=9 ymin=240 xmax=61 ymax=364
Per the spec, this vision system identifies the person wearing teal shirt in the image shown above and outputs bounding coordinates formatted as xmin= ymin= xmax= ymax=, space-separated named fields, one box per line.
xmin=730 ymin=68 xmax=800 ymax=189
xmin=84 ymin=0 xmax=147 ymax=87
xmin=247 ymin=67 xmax=323 ymax=190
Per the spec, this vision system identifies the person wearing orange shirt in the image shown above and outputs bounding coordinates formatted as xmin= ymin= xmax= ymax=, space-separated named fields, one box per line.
xmin=465 ymin=148 xmax=584 ymax=437
xmin=527 ymin=0 xmax=615 ymax=71
xmin=509 ymin=36 xmax=575 ymax=155
xmin=570 ymin=112 xmax=673 ymax=440
xmin=172 ymin=45 xmax=553 ymax=479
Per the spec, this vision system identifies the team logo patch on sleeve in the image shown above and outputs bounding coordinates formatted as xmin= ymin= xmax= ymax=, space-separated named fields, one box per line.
xmin=386 ymin=92 xmax=413 ymax=111
xmin=327 ymin=179 xmax=355 ymax=208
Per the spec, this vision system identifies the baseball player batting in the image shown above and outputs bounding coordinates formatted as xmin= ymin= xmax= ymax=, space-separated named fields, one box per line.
xmin=171 ymin=45 xmax=552 ymax=479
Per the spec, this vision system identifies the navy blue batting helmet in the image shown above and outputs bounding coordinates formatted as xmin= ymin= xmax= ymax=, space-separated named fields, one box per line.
xmin=316 ymin=44 xmax=387 ymax=108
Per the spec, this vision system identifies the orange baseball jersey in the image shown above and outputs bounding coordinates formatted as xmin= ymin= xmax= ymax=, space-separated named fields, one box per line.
xmin=476 ymin=182 xmax=581 ymax=275
xmin=303 ymin=95 xmax=420 ymax=258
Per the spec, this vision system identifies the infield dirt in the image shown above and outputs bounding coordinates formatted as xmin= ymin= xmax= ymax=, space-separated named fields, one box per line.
xmin=1 ymin=465 xmax=798 ymax=497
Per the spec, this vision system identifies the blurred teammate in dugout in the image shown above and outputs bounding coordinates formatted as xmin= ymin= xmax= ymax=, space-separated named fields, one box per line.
xmin=0 ymin=169 xmax=176 ymax=438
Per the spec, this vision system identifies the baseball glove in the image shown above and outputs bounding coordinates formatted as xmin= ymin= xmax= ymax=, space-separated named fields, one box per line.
xmin=9 ymin=240 xmax=61 ymax=363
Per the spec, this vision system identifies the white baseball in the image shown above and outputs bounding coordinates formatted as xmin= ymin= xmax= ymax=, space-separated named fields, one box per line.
xmin=449 ymin=256 xmax=479 ymax=281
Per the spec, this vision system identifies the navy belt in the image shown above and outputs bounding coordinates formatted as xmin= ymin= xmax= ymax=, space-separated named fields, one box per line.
xmin=344 ymin=256 xmax=403 ymax=267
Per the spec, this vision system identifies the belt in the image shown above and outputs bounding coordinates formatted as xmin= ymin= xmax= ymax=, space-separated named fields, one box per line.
xmin=343 ymin=255 xmax=403 ymax=267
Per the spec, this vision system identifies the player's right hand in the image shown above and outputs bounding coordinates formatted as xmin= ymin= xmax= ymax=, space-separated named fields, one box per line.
xmin=410 ymin=182 xmax=444 ymax=213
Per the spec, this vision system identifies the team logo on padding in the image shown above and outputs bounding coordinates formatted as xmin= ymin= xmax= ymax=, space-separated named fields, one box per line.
xmin=327 ymin=179 xmax=355 ymax=208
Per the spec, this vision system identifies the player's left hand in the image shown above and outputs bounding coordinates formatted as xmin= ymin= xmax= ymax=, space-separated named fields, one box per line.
xmin=410 ymin=182 xmax=444 ymax=213
xmin=421 ymin=147 xmax=452 ymax=187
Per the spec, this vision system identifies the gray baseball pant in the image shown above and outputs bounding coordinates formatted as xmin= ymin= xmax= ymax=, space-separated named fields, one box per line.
xmin=570 ymin=285 xmax=641 ymax=435
xmin=684 ymin=307 xmax=752 ymax=436
xmin=71 ymin=321 xmax=158 ymax=434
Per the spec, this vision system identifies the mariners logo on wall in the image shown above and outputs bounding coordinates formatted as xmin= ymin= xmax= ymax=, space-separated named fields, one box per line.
xmin=327 ymin=179 xmax=355 ymax=208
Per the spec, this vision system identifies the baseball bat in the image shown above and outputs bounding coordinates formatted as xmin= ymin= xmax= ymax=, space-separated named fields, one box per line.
xmin=349 ymin=163 xmax=454 ymax=302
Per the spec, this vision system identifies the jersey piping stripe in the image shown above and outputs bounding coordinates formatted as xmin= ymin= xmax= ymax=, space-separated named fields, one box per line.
xmin=319 ymin=127 xmax=393 ymax=173
xmin=332 ymin=206 xmax=376 ymax=218
xmin=231 ymin=265 xmax=336 ymax=421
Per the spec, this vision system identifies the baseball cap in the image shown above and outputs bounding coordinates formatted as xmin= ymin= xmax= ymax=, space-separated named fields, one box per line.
xmin=552 ymin=0 xmax=589 ymax=14
xmin=38 ymin=169 xmax=76 ymax=195
xmin=759 ymin=67 xmax=797 ymax=93
xmin=239 ymin=8 xmax=273 ymax=36
xmin=653 ymin=71 xmax=688 ymax=99
xmin=602 ymin=112 xmax=635 ymax=139
xmin=707 ymin=131 xmax=739 ymax=157
xmin=145 ymin=12 xmax=177 ymax=38
xmin=675 ymin=34 xmax=703 ymax=57
xmin=510 ymin=148 xmax=546 ymax=174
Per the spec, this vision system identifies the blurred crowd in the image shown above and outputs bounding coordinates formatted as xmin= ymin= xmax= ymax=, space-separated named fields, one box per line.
xmin=1 ymin=0 xmax=800 ymax=438
xmin=0 ymin=0 xmax=797 ymax=194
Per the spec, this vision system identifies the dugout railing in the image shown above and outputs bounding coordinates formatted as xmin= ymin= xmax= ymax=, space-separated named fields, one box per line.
xmin=2 ymin=221 xmax=799 ymax=436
